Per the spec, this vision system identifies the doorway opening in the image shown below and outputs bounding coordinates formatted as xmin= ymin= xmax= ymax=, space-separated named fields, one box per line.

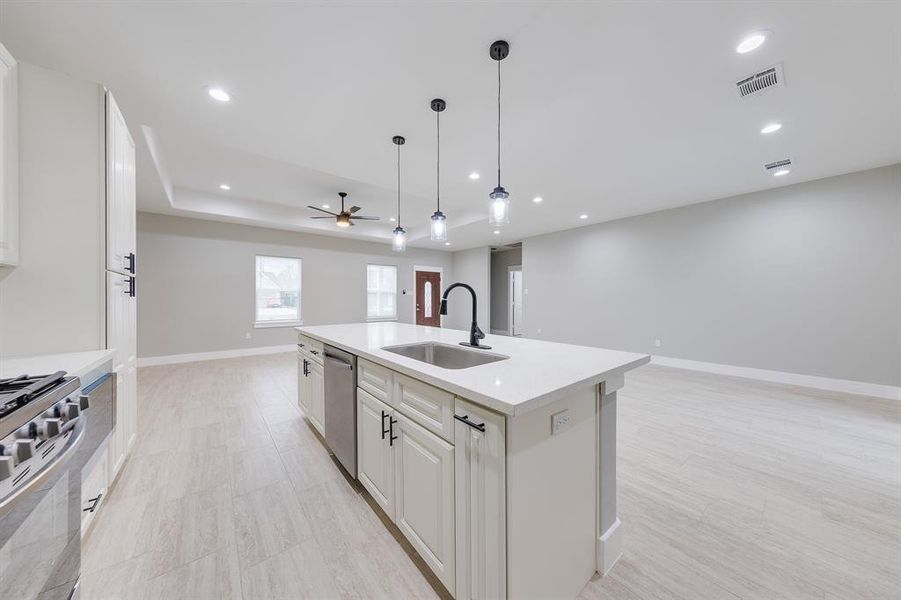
xmin=414 ymin=266 xmax=442 ymax=327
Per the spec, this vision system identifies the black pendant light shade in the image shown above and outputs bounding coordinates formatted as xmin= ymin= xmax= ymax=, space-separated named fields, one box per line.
xmin=392 ymin=135 xmax=407 ymax=252
xmin=488 ymin=40 xmax=511 ymax=226
xmin=430 ymin=98 xmax=447 ymax=241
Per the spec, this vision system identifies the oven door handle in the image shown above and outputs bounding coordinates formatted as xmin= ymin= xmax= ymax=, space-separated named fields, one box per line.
xmin=0 ymin=416 xmax=86 ymax=519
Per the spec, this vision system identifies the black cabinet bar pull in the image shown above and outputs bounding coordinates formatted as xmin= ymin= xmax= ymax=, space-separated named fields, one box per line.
xmin=126 ymin=252 xmax=136 ymax=274
xmin=454 ymin=414 xmax=486 ymax=432
xmin=83 ymin=493 xmax=103 ymax=513
xmin=389 ymin=417 xmax=398 ymax=446
xmin=381 ymin=411 xmax=389 ymax=440
xmin=302 ymin=359 xmax=309 ymax=377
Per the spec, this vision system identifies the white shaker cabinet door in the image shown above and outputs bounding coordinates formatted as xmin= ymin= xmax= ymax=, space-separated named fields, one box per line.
xmin=308 ymin=359 xmax=325 ymax=436
xmin=394 ymin=412 xmax=455 ymax=596
xmin=454 ymin=399 xmax=506 ymax=600
xmin=357 ymin=389 xmax=395 ymax=519
xmin=297 ymin=354 xmax=311 ymax=414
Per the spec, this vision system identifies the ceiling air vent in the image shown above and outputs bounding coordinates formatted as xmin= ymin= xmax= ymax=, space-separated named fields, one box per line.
xmin=764 ymin=158 xmax=792 ymax=172
xmin=736 ymin=63 xmax=785 ymax=98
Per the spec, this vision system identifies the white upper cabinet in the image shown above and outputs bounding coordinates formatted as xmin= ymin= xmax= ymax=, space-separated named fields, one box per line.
xmin=0 ymin=43 xmax=18 ymax=266
xmin=106 ymin=92 xmax=135 ymax=276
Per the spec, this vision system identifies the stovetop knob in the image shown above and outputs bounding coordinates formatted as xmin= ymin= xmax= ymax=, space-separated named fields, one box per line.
xmin=0 ymin=455 xmax=13 ymax=481
xmin=63 ymin=403 xmax=80 ymax=420
xmin=38 ymin=418 xmax=62 ymax=440
xmin=13 ymin=439 xmax=35 ymax=463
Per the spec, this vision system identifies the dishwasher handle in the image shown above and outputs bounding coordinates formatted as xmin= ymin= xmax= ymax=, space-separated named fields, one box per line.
xmin=324 ymin=353 xmax=353 ymax=370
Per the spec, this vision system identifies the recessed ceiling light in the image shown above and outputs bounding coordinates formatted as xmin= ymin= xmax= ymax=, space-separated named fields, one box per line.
xmin=533 ymin=196 xmax=543 ymax=203
xmin=207 ymin=87 xmax=231 ymax=102
xmin=736 ymin=32 xmax=768 ymax=54
xmin=321 ymin=204 xmax=330 ymax=209
xmin=493 ymin=230 xmax=500 ymax=235
xmin=219 ymin=183 xmax=230 ymax=191
xmin=761 ymin=122 xmax=782 ymax=134
xmin=445 ymin=242 xmax=451 ymax=246
xmin=579 ymin=214 xmax=588 ymax=220
xmin=773 ymin=168 xmax=790 ymax=177
xmin=389 ymin=217 xmax=396 ymax=222
xmin=468 ymin=172 xmax=480 ymax=180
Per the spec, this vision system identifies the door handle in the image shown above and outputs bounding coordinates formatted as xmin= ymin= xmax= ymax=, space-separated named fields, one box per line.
xmin=381 ymin=410 xmax=389 ymax=439
xmin=454 ymin=414 xmax=486 ymax=432
xmin=389 ymin=417 xmax=398 ymax=446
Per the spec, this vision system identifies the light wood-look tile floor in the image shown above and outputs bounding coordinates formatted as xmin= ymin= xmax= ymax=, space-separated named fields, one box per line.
xmin=81 ymin=354 xmax=900 ymax=600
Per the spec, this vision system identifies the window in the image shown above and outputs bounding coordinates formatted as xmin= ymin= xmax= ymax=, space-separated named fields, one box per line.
xmin=255 ymin=255 xmax=301 ymax=326
xmin=367 ymin=264 xmax=397 ymax=320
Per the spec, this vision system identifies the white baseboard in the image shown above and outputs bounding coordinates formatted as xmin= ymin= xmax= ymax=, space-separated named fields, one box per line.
xmin=651 ymin=355 xmax=901 ymax=401
xmin=597 ymin=518 xmax=622 ymax=576
xmin=137 ymin=344 xmax=296 ymax=367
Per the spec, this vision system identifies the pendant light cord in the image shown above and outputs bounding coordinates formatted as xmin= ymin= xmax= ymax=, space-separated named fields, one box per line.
xmin=497 ymin=58 xmax=502 ymax=188
xmin=436 ymin=110 xmax=441 ymax=212
xmin=396 ymin=142 xmax=401 ymax=227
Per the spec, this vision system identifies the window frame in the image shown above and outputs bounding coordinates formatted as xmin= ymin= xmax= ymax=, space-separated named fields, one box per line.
xmin=366 ymin=263 xmax=399 ymax=322
xmin=253 ymin=254 xmax=303 ymax=328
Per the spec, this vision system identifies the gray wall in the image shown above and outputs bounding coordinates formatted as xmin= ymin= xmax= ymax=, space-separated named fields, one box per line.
xmin=447 ymin=247 xmax=491 ymax=332
xmin=137 ymin=213 xmax=454 ymax=358
xmin=522 ymin=165 xmax=901 ymax=386
xmin=0 ymin=62 xmax=105 ymax=358
xmin=490 ymin=248 xmax=522 ymax=332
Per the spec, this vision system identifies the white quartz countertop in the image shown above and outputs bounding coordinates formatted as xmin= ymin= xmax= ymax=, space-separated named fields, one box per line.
xmin=297 ymin=323 xmax=649 ymax=416
xmin=0 ymin=350 xmax=116 ymax=381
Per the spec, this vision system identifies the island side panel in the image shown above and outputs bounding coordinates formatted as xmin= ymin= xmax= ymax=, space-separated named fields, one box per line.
xmin=597 ymin=381 xmax=621 ymax=574
xmin=505 ymin=385 xmax=597 ymax=600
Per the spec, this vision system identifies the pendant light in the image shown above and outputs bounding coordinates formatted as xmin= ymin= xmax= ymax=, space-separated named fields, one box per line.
xmin=391 ymin=135 xmax=407 ymax=252
xmin=430 ymin=98 xmax=447 ymax=241
xmin=488 ymin=40 xmax=511 ymax=226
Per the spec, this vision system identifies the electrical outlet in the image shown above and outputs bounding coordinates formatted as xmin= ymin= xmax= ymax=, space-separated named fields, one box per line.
xmin=654 ymin=339 xmax=661 ymax=348
xmin=537 ymin=327 xmax=542 ymax=334
xmin=245 ymin=332 xmax=252 ymax=340
xmin=551 ymin=410 xmax=570 ymax=435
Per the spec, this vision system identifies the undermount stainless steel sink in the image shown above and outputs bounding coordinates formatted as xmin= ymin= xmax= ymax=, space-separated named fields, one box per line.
xmin=382 ymin=342 xmax=509 ymax=370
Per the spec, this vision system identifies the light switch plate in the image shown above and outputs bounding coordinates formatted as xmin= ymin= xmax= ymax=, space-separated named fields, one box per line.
xmin=551 ymin=410 xmax=570 ymax=435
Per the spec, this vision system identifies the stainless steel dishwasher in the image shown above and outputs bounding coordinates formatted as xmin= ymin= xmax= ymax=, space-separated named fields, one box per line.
xmin=323 ymin=345 xmax=357 ymax=478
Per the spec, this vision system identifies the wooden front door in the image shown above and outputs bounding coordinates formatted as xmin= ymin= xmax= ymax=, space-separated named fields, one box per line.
xmin=415 ymin=270 xmax=441 ymax=327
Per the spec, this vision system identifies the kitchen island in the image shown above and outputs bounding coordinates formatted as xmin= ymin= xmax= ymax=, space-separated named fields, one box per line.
xmin=296 ymin=322 xmax=648 ymax=600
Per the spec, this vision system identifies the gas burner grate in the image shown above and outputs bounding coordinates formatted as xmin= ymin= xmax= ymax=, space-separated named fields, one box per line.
xmin=0 ymin=372 xmax=68 ymax=419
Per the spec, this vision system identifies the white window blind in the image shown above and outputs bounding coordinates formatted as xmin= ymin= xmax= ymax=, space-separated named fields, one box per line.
xmin=367 ymin=264 xmax=397 ymax=320
xmin=255 ymin=256 xmax=301 ymax=325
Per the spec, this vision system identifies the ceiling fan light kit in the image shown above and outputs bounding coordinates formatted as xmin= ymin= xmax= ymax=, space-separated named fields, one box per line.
xmin=392 ymin=135 xmax=407 ymax=252
xmin=307 ymin=191 xmax=379 ymax=228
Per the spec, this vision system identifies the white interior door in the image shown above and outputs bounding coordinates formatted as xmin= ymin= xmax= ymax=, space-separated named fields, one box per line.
xmin=508 ymin=267 xmax=523 ymax=336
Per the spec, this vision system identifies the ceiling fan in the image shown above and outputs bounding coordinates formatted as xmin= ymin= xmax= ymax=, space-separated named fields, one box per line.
xmin=308 ymin=192 xmax=380 ymax=228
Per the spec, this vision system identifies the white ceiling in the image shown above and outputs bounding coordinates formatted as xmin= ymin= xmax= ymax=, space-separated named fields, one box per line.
xmin=2 ymin=1 xmax=900 ymax=250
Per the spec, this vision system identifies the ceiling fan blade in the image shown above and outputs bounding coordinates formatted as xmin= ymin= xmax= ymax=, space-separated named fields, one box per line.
xmin=349 ymin=206 xmax=362 ymax=214
xmin=310 ymin=216 xmax=335 ymax=219
xmin=307 ymin=205 xmax=338 ymax=216
xmin=349 ymin=215 xmax=380 ymax=221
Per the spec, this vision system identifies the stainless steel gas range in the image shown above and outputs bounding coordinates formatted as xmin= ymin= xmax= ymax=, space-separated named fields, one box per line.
xmin=0 ymin=370 xmax=113 ymax=599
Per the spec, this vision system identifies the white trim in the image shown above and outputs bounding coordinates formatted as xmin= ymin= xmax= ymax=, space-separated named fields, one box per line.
xmin=597 ymin=517 xmax=622 ymax=576
xmin=254 ymin=320 xmax=303 ymax=329
xmin=651 ymin=355 xmax=901 ymax=401
xmin=137 ymin=344 xmax=296 ymax=367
